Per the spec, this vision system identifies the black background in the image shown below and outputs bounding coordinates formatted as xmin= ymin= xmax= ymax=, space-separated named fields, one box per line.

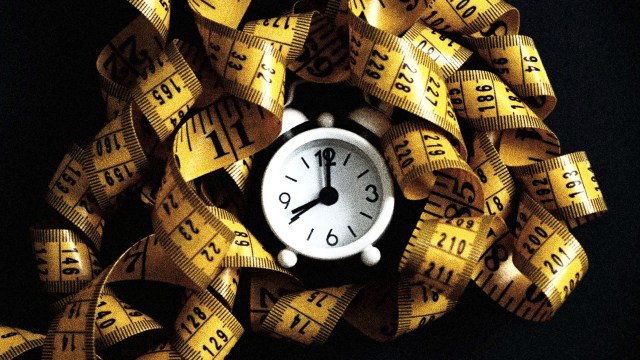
xmin=1 ymin=1 xmax=639 ymax=359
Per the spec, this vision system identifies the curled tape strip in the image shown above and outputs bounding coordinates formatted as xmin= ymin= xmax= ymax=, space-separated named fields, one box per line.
xmin=4 ymin=0 xmax=610 ymax=359
xmin=472 ymin=217 xmax=554 ymax=321
xmin=468 ymin=35 xmax=557 ymax=119
xmin=93 ymin=290 xmax=163 ymax=351
xmin=403 ymin=23 xmax=473 ymax=79
xmin=468 ymin=132 xmax=516 ymax=219
xmin=423 ymin=0 xmax=520 ymax=36
xmin=510 ymin=152 xmax=607 ymax=228
xmin=44 ymin=144 xmax=105 ymax=249
xmin=512 ymin=194 xmax=589 ymax=312
xmin=0 ymin=326 xmax=45 ymax=360
xmin=30 ymin=228 xmax=102 ymax=295
xmin=151 ymin=158 xmax=235 ymax=289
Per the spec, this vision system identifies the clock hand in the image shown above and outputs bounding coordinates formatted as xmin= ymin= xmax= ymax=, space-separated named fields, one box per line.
xmin=289 ymin=183 xmax=340 ymax=224
xmin=289 ymin=197 xmax=321 ymax=224
xmin=322 ymin=148 xmax=336 ymax=189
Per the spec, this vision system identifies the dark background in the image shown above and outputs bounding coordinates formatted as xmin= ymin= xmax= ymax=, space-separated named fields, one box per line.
xmin=1 ymin=1 xmax=639 ymax=359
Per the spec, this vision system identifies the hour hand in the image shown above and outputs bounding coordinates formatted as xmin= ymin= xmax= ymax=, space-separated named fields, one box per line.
xmin=289 ymin=197 xmax=321 ymax=224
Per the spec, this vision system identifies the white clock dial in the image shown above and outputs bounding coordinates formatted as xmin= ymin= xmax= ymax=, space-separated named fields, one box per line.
xmin=261 ymin=127 xmax=394 ymax=262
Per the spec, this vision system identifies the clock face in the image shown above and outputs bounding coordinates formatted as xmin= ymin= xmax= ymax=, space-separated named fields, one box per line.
xmin=261 ymin=127 xmax=394 ymax=260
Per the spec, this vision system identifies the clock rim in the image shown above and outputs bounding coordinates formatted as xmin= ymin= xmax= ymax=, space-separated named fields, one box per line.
xmin=261 ymin=127 xmax=395 ymax=261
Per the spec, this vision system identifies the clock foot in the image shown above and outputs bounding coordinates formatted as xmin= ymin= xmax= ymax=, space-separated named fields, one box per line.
xmin=278 ymin=248 xmax=298 ymax=268
xmin=361 ymin=245 xmax=381 ymax=266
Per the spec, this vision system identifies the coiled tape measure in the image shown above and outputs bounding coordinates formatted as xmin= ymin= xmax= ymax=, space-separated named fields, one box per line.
xmin=1 ymin=0 xmax=607 ymax=359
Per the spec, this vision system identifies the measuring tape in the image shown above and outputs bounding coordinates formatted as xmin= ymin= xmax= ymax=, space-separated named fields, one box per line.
xmin=381 ymin=119 xmax=473 ymax=200
xmin=261 ymin=284 xmax=363 ymax=345
xmin=172 ymin=290 xmax=243 ymax=360
xmin=132 ymin=40 xmax=203 ymax=142
xmin=0 ymin=326 xmax=45 ymax=360
xmin=471 ymin=217 xmax=554 ymax=321
xmin=424 ymin=0 xmax=520 ymax=36
xmin=84 ymin=103 xmax=149 ymax=209
xmin=396 ymin=215 xmax=494 ymax=335
xmin=403 ymin=22 xmax=473 ymax=79
xmin=446 ymin=70 xmax=561 ymax=166
xmin=7 ymin=0 xmax=610 ymax=358
xmin=510 ymin=152 xmax=607 ymax=228
xmin=30 ymin=228 xmax=102 ymax=295
xmin=287 ymin=12 xmax=351 ymax=83
xmin=468 ymin=132 xmax=516 ymax=219
xmin=511 ymin=193 xmax=589 ymax=311
xmin=93 ymin=290 xmax=163 ymax=351
xmin=249 ymin=270 xmax=303 ymax=334
xmin=468 ymin=35 xmax=556 ymax=119
xmin=44 ymin=144 xmax=105 ymax=249
xmin=348 ymin=11 xmax=464 ymax=145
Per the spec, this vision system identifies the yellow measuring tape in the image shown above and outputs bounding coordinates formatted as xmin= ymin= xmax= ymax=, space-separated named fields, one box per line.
xmin=2 ymin=0 xmax=609 ymax=359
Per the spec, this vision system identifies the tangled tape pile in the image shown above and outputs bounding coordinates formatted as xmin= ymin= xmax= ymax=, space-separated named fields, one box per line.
xmin=0 ymin=0 xmax=608 ymax=358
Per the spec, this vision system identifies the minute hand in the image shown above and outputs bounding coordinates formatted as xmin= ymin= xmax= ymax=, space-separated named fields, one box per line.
xmin=322 ymin=148 xmax=335 ymax=188
xmin=289 ymin=197 xmax=321 ymax=224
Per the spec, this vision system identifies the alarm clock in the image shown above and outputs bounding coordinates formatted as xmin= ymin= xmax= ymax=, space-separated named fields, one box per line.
xmin=261 ymin=105 xmax=395 ymax=268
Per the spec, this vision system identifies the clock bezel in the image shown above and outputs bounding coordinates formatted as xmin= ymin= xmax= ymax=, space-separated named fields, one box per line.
xmin=261 ymin=127 xmax=395 ymax=261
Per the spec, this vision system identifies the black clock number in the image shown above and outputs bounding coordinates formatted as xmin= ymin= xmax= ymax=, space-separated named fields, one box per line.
xmin=279 ymin=192 xmax=291 ymax=209
xmin=326 ymin=229 xmax=338 ymax=246
xmin=365 ymin=184 xmax=379 ymax=203
xmin=314 ymin=147 xmax=336 ymax=166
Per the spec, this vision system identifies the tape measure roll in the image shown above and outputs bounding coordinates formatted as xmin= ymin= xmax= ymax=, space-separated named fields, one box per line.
xmin=419 ymin=168 xmax=486 ymax=220
xmin=210 ymin=206 xmax=290 ymax=275
xmin=106 ymin=235 xmax=199 ymax=290
xmin=223 ymin=156 xmax=253 ymax=197
xmin=194 ymin=15 xmax=287 ymax=119
xmin=125 ymin=0 xmax=171 ymax=40
xmin=445 ymin=70 xmax=546 ymax=131
xmin=396 ymin=215 xmax=493 ymax=334
xmin=395 ymin=274 xmax=453 ymax=336
xmin=207 ymin=268 xmax=241 ymax=310
xmin=96 ymin=14 xmax=166 ymax=120
xmin=44 ymin=144 xmax=105 ymax=249
xmin=187 ymin=0 xmax=251 ymax=29
xmin=349 ymin=0 xmax=430 ymax=36
xmin=286 ymin=12 xmax=351 ymax=83
xmin=171 ymin=94 xmax=280 ymax=183
xmin=42 ymin=271 xmax=108 ymax=360
xmin=341 ymin=280 xmax=399 ymax=342
xmin=174 ymin=40 xmax=222 ymax=111
xmin=242 ymin=12 xmax=314 ymax=62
